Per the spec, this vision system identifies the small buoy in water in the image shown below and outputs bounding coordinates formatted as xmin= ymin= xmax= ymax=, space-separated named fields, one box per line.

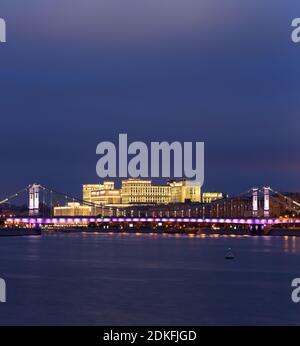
xmin=225 ymin=247 xmax=234 ymax=259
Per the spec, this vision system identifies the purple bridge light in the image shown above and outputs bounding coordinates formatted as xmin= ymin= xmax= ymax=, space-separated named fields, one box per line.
xmin=5 ymin=217 xmax=300 ymax=225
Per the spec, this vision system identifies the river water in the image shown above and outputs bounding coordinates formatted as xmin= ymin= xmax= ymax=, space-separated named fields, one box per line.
xmin=0 ymin=232 xmax=299 ymax=325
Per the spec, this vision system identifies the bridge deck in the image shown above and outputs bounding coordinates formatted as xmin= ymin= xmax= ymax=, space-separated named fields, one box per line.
xmin=5 ymin=217 xmax=300 ymax=225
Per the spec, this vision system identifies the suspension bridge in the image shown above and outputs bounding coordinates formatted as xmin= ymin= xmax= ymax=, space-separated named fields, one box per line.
xmin=1 ymin=183 xmax=300 ymax=231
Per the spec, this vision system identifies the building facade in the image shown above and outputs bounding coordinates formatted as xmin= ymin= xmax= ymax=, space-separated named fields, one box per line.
xmin=84 ymin=179 xmax=201 ymax=206
xmin=121 ymin=179 xmax=171 ymax=205
xmin=83 ymin=182 xmax=115 ymax=203
xmin=202 ymin=192 xmax=226 ymax=203
xmin=90 ymin=189 xmax=122 ymax=206
xmin=168 ymin=179 xmax=201 ymax=203
xmin=55 ymin=179 xmax=203 ymax=216
xmin=54 ymin=202 xmax=92 ymax=217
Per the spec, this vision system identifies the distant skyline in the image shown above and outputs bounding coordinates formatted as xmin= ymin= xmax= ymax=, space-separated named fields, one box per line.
xmin=0 ymin=0 xmax=300 ymax=198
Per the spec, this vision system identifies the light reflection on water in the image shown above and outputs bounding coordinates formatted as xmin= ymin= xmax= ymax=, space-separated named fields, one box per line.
xmin=283 ymin=236 xmax=297 ymax=254
xmin=0 ymin=232 xmax=299 ymax=325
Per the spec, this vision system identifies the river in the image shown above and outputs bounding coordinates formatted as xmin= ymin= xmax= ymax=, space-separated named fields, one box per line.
xmin=0 ymin=232 xmax=299 ymax=325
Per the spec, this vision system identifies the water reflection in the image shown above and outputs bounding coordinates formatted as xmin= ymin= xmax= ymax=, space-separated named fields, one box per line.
xmin=0 ymin=233 xmax=300 ymax=325
xmin=283 ymin=236 xmax=298 ymax=254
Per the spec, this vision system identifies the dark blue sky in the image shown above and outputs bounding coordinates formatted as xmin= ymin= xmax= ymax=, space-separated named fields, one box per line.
xmin=0 ymin=0 xmax=300 ymax=197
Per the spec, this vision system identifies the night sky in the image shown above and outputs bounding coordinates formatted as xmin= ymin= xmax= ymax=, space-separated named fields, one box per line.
xmin=0 ymin=0 xmax=299 ymax=197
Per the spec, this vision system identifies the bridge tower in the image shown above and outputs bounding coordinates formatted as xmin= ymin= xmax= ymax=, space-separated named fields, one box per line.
xmin=29 ymin=184 xmax=40 ymax=216
xmin=252 ymin=187 xmax=259 ymax=218
xmin=263 ymin=186 xmax=270 ymax=218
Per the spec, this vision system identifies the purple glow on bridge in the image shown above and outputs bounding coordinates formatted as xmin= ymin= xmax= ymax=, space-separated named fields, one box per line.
xmin=5 ymin=217 xmax=300 ymax=225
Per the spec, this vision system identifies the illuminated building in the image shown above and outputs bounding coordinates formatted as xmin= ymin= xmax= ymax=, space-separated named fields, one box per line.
xmin=83 ymin=179 xmax=201 ymax=206
xmin=121 ymin=179 xmax=171 ymax=205
xmin=202 ymin=192 xmax=226 ymax=203
xmin=90 ymin=189 xmax=122 ymax=206
xmin=83 ymin=182 xmax=115 ymax=203
xmin=54 ymin=179 xmax=203 ymax=216
xmin=168 ymin=179 xmax=201 ymax=203
xmin=54 ymin=202 xmax=92 ymax=216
